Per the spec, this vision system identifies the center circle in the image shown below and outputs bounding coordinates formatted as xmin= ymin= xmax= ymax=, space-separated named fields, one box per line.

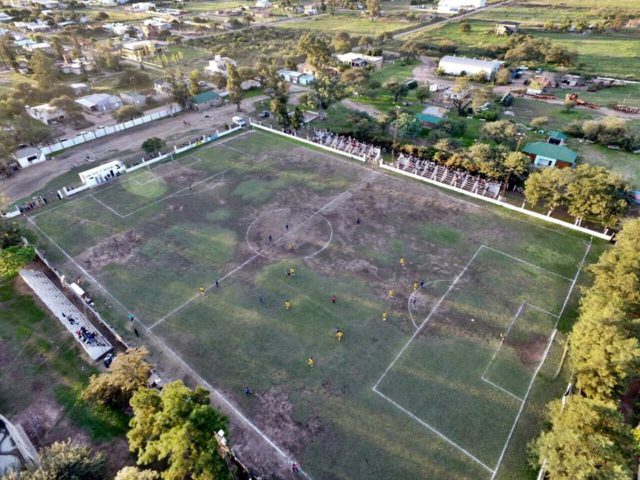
xmin=246 ymin=208 xmax=333 ymax=260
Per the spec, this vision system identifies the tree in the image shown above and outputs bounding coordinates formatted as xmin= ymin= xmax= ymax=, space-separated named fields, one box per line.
xmin=210 ymin=71 xmax=227 ymax=90
xmin=501 ymin=151 xmax=531 ymax=192
xmin=332 ymin=31 xmax=351 ymax=53
xmin=532 ymin=397 xmax=636 ymax=480
xmin=481 ymin=120 xmax=517 ymax=145
xmin=50 ymin=35 xmax=64 ymax=60
xmin=394 ymin=112 xmax=421 ymax=139
xmin=494 ymin=68 xmax=511 ymax=85
xmin=530 ymin=116 xmax=549 ymax=128
xmin=270 ymin=97 xmax=290 ymax=129
xmin=450 ymin=77 xmax=471 ymax=115
xmin=524 ymin=167 xmax=570 ymax=215
xmin=30 ymin=50 xmax=57 ymax=89
xmin=168 ymin=70 xmax=189 ymax=108
xmin=327 ymin=0 xmax=336 ymax=15
xmin=366 ymin=0 xmax=381 ymax=18
xmin=566 ymin=164 xmax=628 ymax=227
xmin=82 ymin=347 xmax=152 ymax=408
xmin=0 ymin=34 xmax=18 ymax=71
xmin=384 ymin=80 xmax=408 ymax=103
xmin=296 ymin=34 xmax=332 ymax=70
xmin=128 ymin=381 xmax=231 ymax=480
xmin=141 ymin=137 xmax=166 ymax=155
xmin=0 ymin=245 xmax=35 ymax=278
xmin=416 ymin=84 xmax=430 ymax=104
xmin=399 ymin=41 xmax=419 ymax=63
xmin=188 ymin=69 xmax=202 ymax=97
xmin=569 ymin=305 xmax=640 ymax=400
xmin=459 ymin=21 xmax=471 ymax=32
xmin=113 ymin=105 xmax=143 ymax=123
xmin=581 ymin=218 xmax=640 ymax=336
xmin=226 ymin=62 xmax=243 ymax=111
xmin=290 ymin=106 xmax=305 ymax=131
xmin=115 ymin=467 xmax=160 ymax=480
xmin=7 ymin=440 xmax=107 ymax=480
xmin=544 ymin=43 xmax=577 ymax=66
xmin=49 ymin=95 xmax=84 ymax=126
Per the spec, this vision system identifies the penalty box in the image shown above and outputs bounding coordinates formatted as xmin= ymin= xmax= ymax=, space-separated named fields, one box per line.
xmin=374 ymin=245 xmax=571 ymax=474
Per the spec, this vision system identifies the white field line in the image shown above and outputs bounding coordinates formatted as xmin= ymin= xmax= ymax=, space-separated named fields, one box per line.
xmin=407 ymin=279 xmax=454 ymax=331
xmin=26 ymin=214 xmax=315 ymax=480
xmin=149 ymin=170 xmax=379 ymax=330
xmin=523 ymin=302 xmax=560 ymax=318
xmin=132 ymin=156 xmax=203 ymax=186
xmin=481 ymin=377 xmax=524 ymax=403
xmin=373 ymin=387 xmax=495 ymax=474
xmin=481 ymin=245 xmax=573 ymax=282
xmin=481 ymin=303 xmax=525 ymax=382
xmin=90 ymin=194 xmax=125 ymax=219
xmin=373 ymin=245 xmax=484 ymax=391
xmin=490 ymin=238 xmax=593 ymax=479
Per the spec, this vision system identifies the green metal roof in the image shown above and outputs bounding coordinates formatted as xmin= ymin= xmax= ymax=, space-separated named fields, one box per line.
xmin=191 ymin=90 xmax=221 ymax=104
xmin=548 ymin=130 xmax=569 ymax=140
xmin=522 ymin=142 xmax=577 ymax=163
xmin=416 ymin=113 xmax=443 ymax=125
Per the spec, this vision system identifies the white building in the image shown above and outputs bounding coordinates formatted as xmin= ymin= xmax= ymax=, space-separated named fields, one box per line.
xmin=14 ymin=147 xmax=46 ymax=169
xmin=79 ymin=160 xmax=126 ymax=187
xmin=0 ymin=12 xmax=13 ymax=22
xmin=437 ymin=0 xmax=485 ymax=14
xmin=438 ymin=55 xmax=503 ymax=80
xmin=130 ymin=2 xmax=155 ymax=11
xmin=69 ymin=82 xmax=89 ymax=95
xmin=336 ymin=52 xmax=383 ymax=70
xmin=204 ymin=54 xmax=237 ymax=76
xmin=75 ymin=93 xmax=123 ymax=112
xmin=255 ymin=0 xmax=271 ymax=7
xmin=26 ymin=103 xmax=66 ymax=125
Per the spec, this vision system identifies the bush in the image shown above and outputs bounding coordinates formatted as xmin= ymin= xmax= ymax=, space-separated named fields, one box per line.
xmin=0 ymin=245 xmax=35 ymax=278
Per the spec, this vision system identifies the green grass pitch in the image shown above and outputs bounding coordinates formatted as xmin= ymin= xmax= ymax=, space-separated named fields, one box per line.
xmin=27 ymin=129 xmax=601 ymax=479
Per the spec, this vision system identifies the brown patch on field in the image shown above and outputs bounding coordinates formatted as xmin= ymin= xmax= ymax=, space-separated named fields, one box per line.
xmin=254 ymin=388 xmax=322 ymax=456
xmin=78 ymin=230 xmax=142 ymax=270
xmin=512 ymin=336 xmax=549 ymax=367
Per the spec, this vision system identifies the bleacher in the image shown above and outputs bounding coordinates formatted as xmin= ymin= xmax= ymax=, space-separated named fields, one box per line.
xmin=311 ymin=129 xmax=382 ymax=163
xmin=395 ymin=154 xmax=502 ymax=200
xmin=19 ymin=270 xmax=112 ymax=360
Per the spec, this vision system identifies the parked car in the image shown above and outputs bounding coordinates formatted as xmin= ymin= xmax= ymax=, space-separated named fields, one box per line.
xmin=232 ymin=116 xmax=246 ymax=127
xmin=258 ymin=110 xmax=270 ymax=118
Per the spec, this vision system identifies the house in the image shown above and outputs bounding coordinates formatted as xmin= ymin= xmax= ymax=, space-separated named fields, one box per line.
xmin=14 ymin=146 xmax=46 ymax=169
xmin=438 ymin=55 xmax=504 ymax=80
xmin=120 ymin=40 xmax=164 ymax=61
xmin=130 ymin=2 xmax=155 ymax=11
xmin=522 ymin=142 xmax=577 ymax=168
xmin=495 ymin=21 xmax=519 ymax=35
xmin=336 ymin=52 xmax=384 ymax=70
xmin=75 ymin=93 xmax=123 ymax=112
xmin=34 ymin=0 xmax=62 ymax=8
xmin=57 ymin=58 xmax=95 ymax=75
xmin=153 ymin=78 xmax=172 ymax=95
xmin=255 ymin=0 xmax=271 ymax=8
xmin=26 ymin=103 xmax=66 ymax=125
xmin=79 ymin=160 xmax=126 ymax=187
xmin=416 ymin=105 xmax=448 ymax=128
xmin=304 ymin=4 xmax=318 ymax=14
xmin=526 ymin=71 xmax=558 ymax=95
xmin=204 ymin=55 xmax=237 ymax=76
xmin=437 ymin=0 xmax=486 ymax=14
xmin=278 ymin=69 xmax=315 ymax=85
xmin=69 ymin=82 xmax=89 ymax=95
xmin=25 ymin=42 xmax=52 ymax=53
xmin=15 ymin=21 xmax=51 ymax=33
xmin=0 ymin=12 xmax=13 ymax=22
xmin=119 ymin=92 xmax=147 ymax=106
xmin=190 ymin=90 xmax=222 ymax=111
xmin=547 ymin=131 xmax=569 ymax=146
xmin=142 ymin=19 xmax=171 ymax=37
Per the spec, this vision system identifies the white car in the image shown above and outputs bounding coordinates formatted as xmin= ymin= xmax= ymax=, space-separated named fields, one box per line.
xmin=232 ymin=116 xmax=246 ymax=127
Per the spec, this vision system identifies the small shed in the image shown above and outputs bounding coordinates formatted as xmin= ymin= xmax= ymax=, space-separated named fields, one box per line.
xmin=190 ymin=90 xmax=222 ymax=111
xmin=548 ymin=131 xmax=569 ymax=146
xmin=14 ymin=147 xmax=46 ymax=169
xmin=495 ymin=21 xmax=519 ymax=35
xmin=416 ymin=106 xmax=448 ymax=128
xmin=79 ymin=160 xmax=126 ymax=186
xmin=523 ymin=142 xmax=577 ymax=168
xmin=120 ymin=92 xmax=147 ymax=106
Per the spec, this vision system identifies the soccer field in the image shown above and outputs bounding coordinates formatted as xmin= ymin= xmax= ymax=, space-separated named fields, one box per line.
xmin=27 ymin=129 xmax=598 ymax=479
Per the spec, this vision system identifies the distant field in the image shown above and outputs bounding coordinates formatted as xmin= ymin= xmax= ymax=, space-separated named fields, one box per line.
xmin=182 ymin=0 xmax=248 ymax=11
xmin=573 ymin=143 xmax=640 ymax=190
xmin=409 ymin=18 xmax=640 ymax=79
xmin=280 ymin=12 xmax=419 ymax=35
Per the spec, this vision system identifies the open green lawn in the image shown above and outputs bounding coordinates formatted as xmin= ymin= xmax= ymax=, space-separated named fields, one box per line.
xmin=280 ymin=12 xmax=419 ymax=35
xmin=573 ymin=142 xmax=640 ymax=189
xmin=26 ymin=129 xmax=606 ymax=480
xmin=559 ymin=84 xmax=640 ymax=109
xmin=182 ymin=0 xmax=248 ymax=12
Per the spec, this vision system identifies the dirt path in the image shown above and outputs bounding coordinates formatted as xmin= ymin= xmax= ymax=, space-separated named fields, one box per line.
xmin=340 ymin=98 xmax=385 ymax=120
xmin=393 ymin=0 xmax=514 ymax=39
